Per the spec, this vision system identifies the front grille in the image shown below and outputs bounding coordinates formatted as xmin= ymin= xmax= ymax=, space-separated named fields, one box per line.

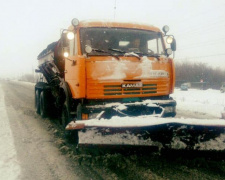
xmin=103 ymin=84 xmax=157 ymax=96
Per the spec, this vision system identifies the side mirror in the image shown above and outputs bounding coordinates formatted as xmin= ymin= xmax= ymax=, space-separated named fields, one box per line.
xmin=171 ymin=38 xmax=176 ymax=51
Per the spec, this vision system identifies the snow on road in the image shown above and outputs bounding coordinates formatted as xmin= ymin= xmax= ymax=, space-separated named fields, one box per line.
xmin=0 ymin=83 xmax=21 ymax=180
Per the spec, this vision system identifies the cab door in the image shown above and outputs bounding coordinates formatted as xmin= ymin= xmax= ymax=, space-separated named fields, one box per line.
xmin=64 ymin=32 xmax=86 ymax=98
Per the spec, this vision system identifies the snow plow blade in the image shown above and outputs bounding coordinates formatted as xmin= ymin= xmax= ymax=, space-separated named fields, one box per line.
xmin=66 ymin=117 xmax=225 ymax=148
xmin=66 ymin=117 xmax=225 ymax=129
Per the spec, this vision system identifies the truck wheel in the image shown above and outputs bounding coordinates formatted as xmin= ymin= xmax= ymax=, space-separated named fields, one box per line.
xmin=35 ymin=90 xmax=40 ymax=114
xmin=40 ymin=91 xmax=47 ymax=118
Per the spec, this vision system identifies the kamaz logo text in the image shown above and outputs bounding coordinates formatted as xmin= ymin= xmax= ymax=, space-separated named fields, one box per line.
xmin=122 ymin=83 xmax=143 ymax=88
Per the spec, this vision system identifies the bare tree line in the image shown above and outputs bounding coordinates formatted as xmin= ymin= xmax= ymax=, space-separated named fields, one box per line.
xmin=175 ymin=61 xmax=225 ymax=89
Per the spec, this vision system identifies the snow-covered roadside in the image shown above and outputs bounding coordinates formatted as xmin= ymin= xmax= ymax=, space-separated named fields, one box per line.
xmin=171 ymin=88 xmax=225 ymax=118
xmin=11 ymin=80 xmax=35 ymax=87
xmin=0 ymin=83 xmax=21 ymax=180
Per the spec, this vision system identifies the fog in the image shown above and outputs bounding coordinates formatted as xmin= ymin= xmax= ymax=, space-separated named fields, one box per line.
xmin=1 ymin=0 xmax=225 ymax=78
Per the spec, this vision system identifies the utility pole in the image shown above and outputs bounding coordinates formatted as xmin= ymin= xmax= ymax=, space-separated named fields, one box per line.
xmin=114 ymin=0 xmax=117 ymax=20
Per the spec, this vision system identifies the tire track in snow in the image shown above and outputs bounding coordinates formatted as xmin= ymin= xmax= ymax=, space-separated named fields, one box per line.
xmin=0 ymin=83 xmax=21 ymax=180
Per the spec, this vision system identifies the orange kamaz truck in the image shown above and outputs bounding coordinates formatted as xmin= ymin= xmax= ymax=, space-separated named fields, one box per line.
xmin=35 ymin=19 xmax=177 ymax=145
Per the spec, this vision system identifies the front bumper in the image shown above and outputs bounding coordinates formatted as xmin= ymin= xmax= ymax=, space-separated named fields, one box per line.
xmin=66 ymin=99 xmax=177 ymax=130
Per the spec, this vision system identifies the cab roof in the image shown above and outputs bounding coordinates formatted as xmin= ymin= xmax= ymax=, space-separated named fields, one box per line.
xmin=72 ymin=20 xmax=161 ymax=32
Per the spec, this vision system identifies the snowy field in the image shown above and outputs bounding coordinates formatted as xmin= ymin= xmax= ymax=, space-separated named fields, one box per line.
xmin=172 ymin=88 xmax=225 ymax=118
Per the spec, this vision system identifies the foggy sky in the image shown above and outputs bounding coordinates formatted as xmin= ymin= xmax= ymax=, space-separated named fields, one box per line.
xmin=1 ymin=0 xmax=225 ymax=78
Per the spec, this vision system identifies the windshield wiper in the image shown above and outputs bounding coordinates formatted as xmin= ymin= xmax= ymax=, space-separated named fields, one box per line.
xmin=108 ymin=48 xmax=160 ymax=60
xmin=92 ymin=48 xmax=120 ymax=60
xmin=124 ymin=52 xmax=140 ymax=60
xmin=109 ymin=48 xmax=140 ymax=60
xmin=108 ymin=48 xmax=126 ymax=54
xmin=135 ymin=52 xmax=160 ymax=60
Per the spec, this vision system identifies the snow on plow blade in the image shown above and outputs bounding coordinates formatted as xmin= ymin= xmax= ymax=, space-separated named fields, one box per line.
xmin=66 ymin=116 xmax=225 ymax=129
xmin=66 ymin=117 xmax=225 ymax=148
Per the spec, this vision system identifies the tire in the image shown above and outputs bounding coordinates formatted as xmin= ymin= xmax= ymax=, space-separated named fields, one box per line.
xmin=40 ymin=91 xmax=47 ymax=118
xmin=35 ymin=90 xmax=40 ymax=114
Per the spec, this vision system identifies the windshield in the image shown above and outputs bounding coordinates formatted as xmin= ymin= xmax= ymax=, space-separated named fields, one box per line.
xmin=80 ymin=27 xmax=165 ymax=56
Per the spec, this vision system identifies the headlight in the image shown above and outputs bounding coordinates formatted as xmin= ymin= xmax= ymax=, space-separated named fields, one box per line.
xmin=166 ymin=36 xmax=173 ymax=44
xmin=67 ymin=32 xmax=74 ymax=40
xmin=63 ymin=52 xmax=69 ymax=57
